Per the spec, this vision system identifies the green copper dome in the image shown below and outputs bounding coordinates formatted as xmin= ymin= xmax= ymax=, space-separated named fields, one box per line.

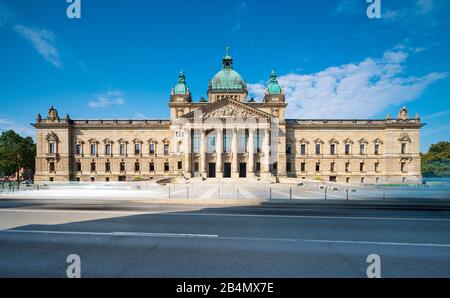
xmin=174 ymin=71 xmax=189 ymax=95
xmin=210 ymin=47 xmax=246 ymax=91
xmin=267 ymin=70 xmax=282 ymax=94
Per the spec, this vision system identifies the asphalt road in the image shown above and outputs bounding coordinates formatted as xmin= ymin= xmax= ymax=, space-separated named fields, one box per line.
xmin=0 ymin=199 xmax=449 ymax=278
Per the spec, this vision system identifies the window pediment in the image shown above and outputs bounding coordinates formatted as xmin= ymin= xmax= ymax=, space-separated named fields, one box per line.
xmin=373 ymin=138 xmax=384 ymax=144
xmin=314 ymin=138 xmax=324 ymax=144
xmin=299 ymin=138 xmax=309 ymax=144
xmin=45 ymin=132 xmax=59 ymax=142
xmin=398 ymin=133 xmax=411 ymax=143
xmin=358 ymin=138 xmax=369 ymax=144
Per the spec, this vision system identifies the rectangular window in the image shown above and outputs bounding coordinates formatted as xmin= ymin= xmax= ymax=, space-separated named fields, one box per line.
xmin=120 ymin=143 xmax=126 ymax=156
xmin=90 ymin=144 xmax=97 ymax=156
xmin=301 ymin=162 xmax=306 ymax=172
xmin=315 ymin=163 xmax=320 ymax=172
xmin=164 ymin=144 xmax=169 ymax=156
xmin=330 ymin=162 xmax=335 ymax=172
xmin=286 ymin=162 xmax=292 ymax=172
xmin=345 ymin=162 xmax=350 ymax=172
xmin=164 ymin=162 xmax=170 ymax=172
xmin=120 ymin=162 xmax=126 ymax=172
xmin=193 ymin=132 xmax=201 ymax=154
xmin=401 ymin=143 xmax=407 ymax=154
xmin=360 ymin=162 xmax=365 ymax=172
xmin=360 ymin=144 xmax=365 ymax=155
xmin=90 ymin=162 xmax=96 ymax=173
xmin=135 ymin=143 xmax=141 ymax=155
xmin=345 ymin=144 xmax=350 ymax=155
xmin=315 ymin=144 xmax=321 ymax=155
xmin=178 ymin=161 xmax=183 ymax=170
xmin=149 ymin=143 xmax=155 ymax=155
xmin=401 ymin=163 xmax=406 ymax=172
xmin=374 ymin=144 xmax=380 ymax=155
xmin=256 ymin=162 xmax=261 ymax=172
xmin=238 ymin=131 xmax=248 ymax=153
xmin=149 ymin=162 xmax=155 ymax=172
xmin=76 ymin=162 xmax=81 ymax=172
xmin=286 ymin=144 xmax=292 ymax=155
xmin=375 ymin=162 xmax=379 ymax=172
xmin=105 ymin=162 xmax=111 ymax=172
xmin=76 ymin=144 xmax=82 ymax=155
xmin=223 ymin=131 xmax=231 ymax=153
xmin=135 ymin=162 xmax=140 ymax=172
xmin=330 ymin=144 xmax=336 ymax=155
xmin=105 ymin=144 xmax=112 ymax=156
xmin=300 ymin=144 xmax=306 ymax=155
xmin=49 ymin=143 xmax=56 ymax=154
xmin=49 ymin=162 xmax=55 ymax=172
xmin=208 ymin=133 xmax=216 ymax=153
xmin=255 ymin=130 xmax=262 ymax=153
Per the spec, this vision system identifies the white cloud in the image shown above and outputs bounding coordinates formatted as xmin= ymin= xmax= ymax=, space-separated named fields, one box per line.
xmin=14 ymin=25 xmax=63 ymax=68
xmin=422 ymin=110 xmax=450 ymax=121
xmin=248 ymin=48 xmax=447 ymax=119
xmin=0 ymin=117 xmax=35 ymax=138
xmin=88 ymin=91 xmax=126 ymax=108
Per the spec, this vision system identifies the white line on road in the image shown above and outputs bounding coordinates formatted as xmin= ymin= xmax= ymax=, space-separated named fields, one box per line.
xmin=1 ymin=208 xmax=449 ymax=221
xmin=0 ymin=229 xmax=219 ymax=239
xmin=1 ymin=229 xmax=449 ymax=248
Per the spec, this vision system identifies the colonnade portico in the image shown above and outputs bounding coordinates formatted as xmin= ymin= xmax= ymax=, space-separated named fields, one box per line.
xmin=180 ymin=122 xmax=272 ymax=179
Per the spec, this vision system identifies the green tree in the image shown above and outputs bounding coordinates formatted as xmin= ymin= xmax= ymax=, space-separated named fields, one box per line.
xmin=0 ymin=130 xmax=36 ymax=182
xmin=422 ymin=142 xmax=450 ymax=177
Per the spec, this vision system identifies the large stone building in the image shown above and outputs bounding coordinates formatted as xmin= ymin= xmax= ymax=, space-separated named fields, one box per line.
xmin=34 ymin=49 xmax=424 ymax=184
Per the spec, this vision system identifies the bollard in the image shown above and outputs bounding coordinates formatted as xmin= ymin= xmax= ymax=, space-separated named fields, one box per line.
xmin=324 ymin=187 xmax=327 ymax=200
xmin=169 ymin=187 xmax=171 ymax=199
xmin=237 ymin=188 xmax=239 ymax=200
xmin=346 ymin=189 xmax=349 ymax=201
xmin=218 ymin=187 xmax=220 ymax=200
xmin=290 ymin=188 xmax=292 ymax=200
xmin=269 ymin=187 xmax=272 ymax=200
xmin=187 ymin=187 xmax=189 ymax=199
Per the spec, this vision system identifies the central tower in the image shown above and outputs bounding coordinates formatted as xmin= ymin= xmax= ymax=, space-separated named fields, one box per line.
xmin=208 ymin=47 xmax=248 ymax=103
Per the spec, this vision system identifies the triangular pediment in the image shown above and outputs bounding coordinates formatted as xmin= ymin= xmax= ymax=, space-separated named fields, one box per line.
xmin=181 ymin=98 xmax=273 ymax=119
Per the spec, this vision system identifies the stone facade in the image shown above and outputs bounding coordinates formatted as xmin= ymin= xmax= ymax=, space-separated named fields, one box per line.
xmin=33 ymin=50 xmax=424 ymax=184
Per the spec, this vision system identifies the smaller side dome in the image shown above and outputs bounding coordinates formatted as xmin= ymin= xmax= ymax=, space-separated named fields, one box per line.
xmin=173 ymin=71 xmax=189 ymax=95
xmin=267 ymin=70 xmax=282 ymax=95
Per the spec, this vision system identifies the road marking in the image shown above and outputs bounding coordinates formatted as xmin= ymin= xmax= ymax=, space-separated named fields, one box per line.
xmin=302 ymin=239 xmax=450 ymax=248
xmin=0 ymin=229 xmax=219 ymax=239
xmin=0 ymin=208 xmax=449 ymax=221
xmin=1 ymin=229 xmax=449 ymax=248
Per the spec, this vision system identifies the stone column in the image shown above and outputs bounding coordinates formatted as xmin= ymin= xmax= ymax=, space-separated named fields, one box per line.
xmin=183 ymin=128 xmax=191 ymax=178
xmin=262 ymin=128 xmax=271 ymax=177
xmin=248 ymin=128 xmax=255 ymax=178
xmin=231 ymin=128 xmax=239 ymax=178
xmin=200 ymin=129 xmax=207 ymax=178
xmin=216 ymin=128 xmax=223 ymax=178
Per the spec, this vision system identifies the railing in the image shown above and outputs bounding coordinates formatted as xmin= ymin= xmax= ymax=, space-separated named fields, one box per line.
xmin=0 ymin=180 xmax=449 ymax=202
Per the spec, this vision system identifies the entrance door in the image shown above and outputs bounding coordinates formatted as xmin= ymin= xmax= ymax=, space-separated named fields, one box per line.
xmin=239 ymin=163 xmax=247 ymax=178
xmin=118 ymin=176 xmax=126 ymax=182
xmin=193 ymin=162 xmax=199 ymax=177
xmin=224 ymin=163 xmax=231 ymax=178
xmin=209 ymin=163 xmax=216 ymax=178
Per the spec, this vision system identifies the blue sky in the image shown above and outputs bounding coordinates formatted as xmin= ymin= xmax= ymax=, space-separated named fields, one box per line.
xmin=0 ymin=0 xmax=449 ymax=152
